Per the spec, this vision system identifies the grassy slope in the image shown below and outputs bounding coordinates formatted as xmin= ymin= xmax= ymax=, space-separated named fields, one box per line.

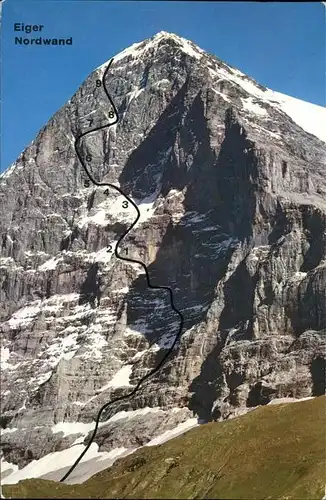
xmin=3 ymin=396 xmax=325 ymax=499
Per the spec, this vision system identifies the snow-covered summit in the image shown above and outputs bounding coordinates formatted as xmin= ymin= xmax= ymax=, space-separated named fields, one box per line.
xmin=97 ymin=31 xmax=326 ymax=143
xmin=97 ymin=31 xmax=203 ymax=71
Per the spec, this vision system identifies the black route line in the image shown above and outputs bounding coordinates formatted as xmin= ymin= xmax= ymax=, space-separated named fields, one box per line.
xmin=60 ymin=58 xmax=184 ymax=482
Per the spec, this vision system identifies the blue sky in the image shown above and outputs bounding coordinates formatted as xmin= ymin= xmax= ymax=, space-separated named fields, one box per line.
xmin=1 ymin=0 xmax=325 ymax=171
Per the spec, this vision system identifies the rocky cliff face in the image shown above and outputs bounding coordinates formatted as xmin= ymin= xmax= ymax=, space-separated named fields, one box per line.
xmin=1 ymin=31 xmax=325 ymax=483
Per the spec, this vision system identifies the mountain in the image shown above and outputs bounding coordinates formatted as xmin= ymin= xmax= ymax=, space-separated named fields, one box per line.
xmin=2 ymin=397 xmax=325 ymax=499
xmin=1 ymin=31 xmax=325 ymax=485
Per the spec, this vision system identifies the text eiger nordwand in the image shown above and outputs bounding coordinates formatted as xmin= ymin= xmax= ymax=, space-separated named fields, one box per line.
xmin=14 ymin=23 xmax=73 ymax=46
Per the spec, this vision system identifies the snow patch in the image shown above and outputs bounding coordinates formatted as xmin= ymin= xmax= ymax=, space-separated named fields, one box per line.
xmin=0 ymin=460 xmax=19 ymax=478
xmin=145 ymin=417 xmax=199 ymax=446
xmin=128 ymin=87 xmax=144 ymax=105
xmin=33 ymin=371 xmax=52 ymax=386
xmin=0 ymin=163 xmax=16 ymax=181
xmin=115 ymin=286 xmax=129 ymax=294
xmin=212 ymin=89 xmax=231 ymax=103
xmin=24 ymin=250 xmax=48 ymax=257
xmin=249 ymin=245 xmax=270 ymax=262
xmin=131 ymin=350 xmax=147 ymax=361
xmin=0 ymin=427 xmax=18 ymax=436
xmin=171 ymin=211 xmax=185 ymax=224
xmin=0 ymin=257 xmax=15 ymax=267
xmin=154 ymin=78 xmax=170 ymax=89
xmin=5 ymin=294 xmax=81 ymax=330
xmin=124 ymin=322 xmax=150 ymax=337
xmin=0 ymin=347 xmax=10 ymax=370
xmin=169 ymin=33 xmax=203 ymax=60
xmin=93 ymin=246 xmax=116 ymax=264
xmin=134 ymin=191 xmax=158 ymax=227
xmin=45 ymin=331 xmax=79 ymax=364
xmin=108 ymin=406 xmax=163 ymax=423
xmin=241 ymin=96 xmax=267 ymax=116
xmin=77 ymin=209 xmax=109 ymax=228
xmin=288 ymin=271 xmax=308 ymax=283
xmin=0 ymin=443 xmax=123 ymax=485
xmin=76 ymin=330 xmax=108 ymax=361
xmin=7 ymin=303 xmax=41 ymax=329
xmin=39 ymin=256 xmax=63 ymax=271
xmin=102 ymin=193 xmax=135 ymax=223
xmin=52 ymin=421 xmax=97 ymax=438
xmin=101 ymin=364 xmax=133 ymax=389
